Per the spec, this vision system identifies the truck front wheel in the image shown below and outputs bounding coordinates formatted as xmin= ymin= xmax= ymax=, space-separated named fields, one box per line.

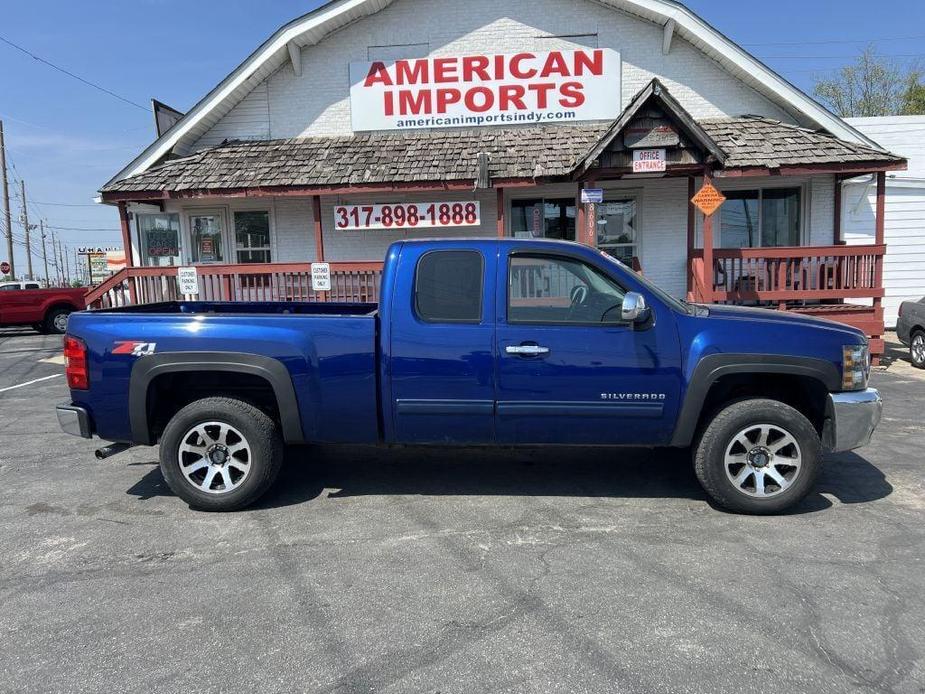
xmin=159 ymin=397 xmax=283 ymax=511
xmin=694 ymin=399 xmax=821 ymax=514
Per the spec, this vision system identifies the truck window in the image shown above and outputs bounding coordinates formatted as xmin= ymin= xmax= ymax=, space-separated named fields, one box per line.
xmin=508 ymin=254 xmax=626 ymax=325
xmin=25 ymin=283 xmax=40 ymax=290
xmin=414 ymin=250 xmax=483 ymax=323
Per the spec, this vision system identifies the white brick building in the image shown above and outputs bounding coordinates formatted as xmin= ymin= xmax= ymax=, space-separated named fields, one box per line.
xmin=96 ymin=0 xmax=906 ymax=358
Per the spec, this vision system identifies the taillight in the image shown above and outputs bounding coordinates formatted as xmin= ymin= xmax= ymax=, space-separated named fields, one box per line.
xmin=63 ymin=336 xmax=88 ymax=390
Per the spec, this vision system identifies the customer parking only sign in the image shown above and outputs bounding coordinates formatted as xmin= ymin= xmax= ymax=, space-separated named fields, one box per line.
xmin=349 ymin=49 xmax=621 ymax=131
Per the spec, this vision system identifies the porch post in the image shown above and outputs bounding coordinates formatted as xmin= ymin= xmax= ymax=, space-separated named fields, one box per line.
xmin=496 ymin=187 xmax=505 ymax=238
xmin=875 ymin=171 xmax=886 ymax=245
xmin=833 ymin=176 xmax=844 ymax=245
xmin=874 ymin=171 xmax=887 ymax=317
xmin=118 ymin=202 xmax=135 ymax=268
xmin=584 ymin=179 xmax=598 ymax=248
xmin=701 ymin=171 xmax=714 ymax=303
xmin=311 ymin=194 xmax=327 ymax=302
xmin=117 ymin=202 xmax=136 ymax=304
xmin=686 ymin=176 xmax=695 ymax=296
xmin=312 ymin=195 xmax=325 ymax=261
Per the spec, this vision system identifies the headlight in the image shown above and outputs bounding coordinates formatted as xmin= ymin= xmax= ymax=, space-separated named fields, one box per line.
xmin=842 ymin=344 xmax=870 ymax=391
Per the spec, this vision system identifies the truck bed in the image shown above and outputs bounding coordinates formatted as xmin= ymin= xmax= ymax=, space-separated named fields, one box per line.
xmin=66 ymin=302 xmax=381 ymax=445
xmin=89 ymin=300 xmax=378 ymax=317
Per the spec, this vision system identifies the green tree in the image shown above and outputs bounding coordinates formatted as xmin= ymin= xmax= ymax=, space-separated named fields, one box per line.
xmin=901 ymin=70 xmax=925 ymax=115
xmin=814 ymin=47 xmax=924 ymax=117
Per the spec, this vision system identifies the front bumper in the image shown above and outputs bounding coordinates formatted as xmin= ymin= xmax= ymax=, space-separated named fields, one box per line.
xmin=56 ymin=404 xmax=93 ymax=439
xmin=823 ymin=388 xmax=882 ymax=452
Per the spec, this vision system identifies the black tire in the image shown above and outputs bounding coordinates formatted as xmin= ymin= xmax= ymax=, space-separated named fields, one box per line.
xmin=694 ymin=399 xmax=822 ymax=515
xmin=159 ymin=397 xmax=284 ymax=511
xmin=31 ymin=323 xmax=47 ymax=334
xmin=44 ymin=307 xmax=71 ymax=334
xmin=911 ymin=330 xmax=925 ymax=369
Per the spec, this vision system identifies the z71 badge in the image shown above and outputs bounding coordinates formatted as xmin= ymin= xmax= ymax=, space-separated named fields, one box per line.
xmin=112 ymin=341 xmax=157 ymax=357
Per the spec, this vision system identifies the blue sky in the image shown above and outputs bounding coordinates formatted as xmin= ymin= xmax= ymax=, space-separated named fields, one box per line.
xmin=1 ymin=0 xmax=923 ymax=277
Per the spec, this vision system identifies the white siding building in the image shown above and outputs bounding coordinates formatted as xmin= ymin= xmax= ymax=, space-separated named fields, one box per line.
xmin=843 ymin=116 xmax=925 ymax=327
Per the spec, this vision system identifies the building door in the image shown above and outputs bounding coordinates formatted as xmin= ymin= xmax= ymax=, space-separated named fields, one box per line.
xmin=188 ymin=211 xmax=227 ymax=264
xmin=596 ymin=196 xmax=639 ymax=264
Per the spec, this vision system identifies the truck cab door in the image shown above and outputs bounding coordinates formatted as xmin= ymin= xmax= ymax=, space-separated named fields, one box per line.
xmin=385 ymin=244 xmax=496 ymax=444
xmin=495 ymin=249 xmax=682 ymax=445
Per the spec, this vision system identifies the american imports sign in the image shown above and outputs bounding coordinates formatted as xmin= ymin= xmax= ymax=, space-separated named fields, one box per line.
xmin=349 ymin=49 xmax=621 ymax=132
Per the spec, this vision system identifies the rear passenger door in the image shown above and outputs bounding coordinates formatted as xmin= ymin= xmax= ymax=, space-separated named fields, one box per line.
xmin=387 ymin=245 xmax=496 ymax=444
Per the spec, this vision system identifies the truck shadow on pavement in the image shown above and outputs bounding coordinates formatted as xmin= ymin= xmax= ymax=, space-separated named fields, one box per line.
xmin=126 ymin=445 xmax=892 ymax=515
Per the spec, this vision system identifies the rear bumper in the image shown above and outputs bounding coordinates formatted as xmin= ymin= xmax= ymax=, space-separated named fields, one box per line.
xmin=56 ymin=404 xmax=93 ymax=439
xmin=824 ymin=388 xmax=882 ymax=452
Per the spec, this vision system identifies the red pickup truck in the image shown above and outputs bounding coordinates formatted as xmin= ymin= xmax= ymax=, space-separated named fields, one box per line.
xmin=0 ymin=282 xmax=87 ymax=334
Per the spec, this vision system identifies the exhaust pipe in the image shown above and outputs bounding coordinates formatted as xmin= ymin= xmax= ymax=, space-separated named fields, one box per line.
xmin=95 ymin=442 xmax=134 ymax=460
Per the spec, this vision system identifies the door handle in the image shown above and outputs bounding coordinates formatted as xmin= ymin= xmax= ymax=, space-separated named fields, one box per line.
xmin=506 ymin=345 xmax=550 ymax=356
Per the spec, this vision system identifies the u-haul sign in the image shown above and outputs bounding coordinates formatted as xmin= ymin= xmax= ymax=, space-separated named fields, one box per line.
xmin=349 ymin=49 xmax=621 ymax=132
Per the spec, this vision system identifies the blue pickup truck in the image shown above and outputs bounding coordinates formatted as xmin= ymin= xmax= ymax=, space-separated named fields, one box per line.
xmin=57 ymin=239 xmax=881 ymax=514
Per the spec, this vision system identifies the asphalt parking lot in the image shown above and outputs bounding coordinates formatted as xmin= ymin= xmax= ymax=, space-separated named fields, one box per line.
xmin=0 ymin=328 xmax=923 ymax=693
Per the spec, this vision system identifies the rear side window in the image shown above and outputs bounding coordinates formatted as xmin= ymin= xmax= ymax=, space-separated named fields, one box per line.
xmin=414 ymin=250 xmax=483 ymax=323
xmin=25 ymin=283 xmax=40 ymax=290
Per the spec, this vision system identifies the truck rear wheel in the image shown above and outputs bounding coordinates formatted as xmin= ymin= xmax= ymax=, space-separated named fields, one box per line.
xmin=159 ymin=397 xmax=283 ymax=511
xmin=694 ymin=399 xmax=821 ymax=515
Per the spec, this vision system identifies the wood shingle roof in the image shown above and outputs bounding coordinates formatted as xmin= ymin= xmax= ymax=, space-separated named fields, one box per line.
xmin=101 ymin=117 xmax=904 ymax=195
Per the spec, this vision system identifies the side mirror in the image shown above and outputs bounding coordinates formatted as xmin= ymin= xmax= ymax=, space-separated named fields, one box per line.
xmin=621 ymin=292 xmax=651 ymax=323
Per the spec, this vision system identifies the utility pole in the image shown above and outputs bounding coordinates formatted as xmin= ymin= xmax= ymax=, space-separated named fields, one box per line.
xmin=0 ymin=120 xmax=13 ymax=278
xmin=20 ymin=179 xmax=34 ymax=280
xmin=64 ymin=243 xmax=71 ymax=285
xmin=56 ymin=235 xmax=65 ymax=284
xmin=40 ymin=220 xmax=50 ymax=287
xmin=51 ymin=231 xmax=61 ymax=285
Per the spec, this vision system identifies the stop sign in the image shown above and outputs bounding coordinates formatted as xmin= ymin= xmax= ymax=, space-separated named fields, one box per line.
xmin=0 ymin=261 xmax=10 ymax=275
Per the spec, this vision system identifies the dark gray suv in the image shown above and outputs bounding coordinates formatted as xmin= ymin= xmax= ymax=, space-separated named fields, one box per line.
xmin=898 ymin=298 xmax=925 ymax=368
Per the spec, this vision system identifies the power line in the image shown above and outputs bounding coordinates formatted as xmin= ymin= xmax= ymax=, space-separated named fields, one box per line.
xmin=21 ymin=200 xmax=99 ymax=207
xmin=743 ymin=34 xmax=925 ymax=47
xmin=0 ymin=34 xmax=149 ymax=112
xmin=759 ymin=53 xmax=925 ymax=60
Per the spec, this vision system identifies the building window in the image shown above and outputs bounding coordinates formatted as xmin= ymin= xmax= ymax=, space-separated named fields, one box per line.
xmin=720 ymin=188 xmax=801 ymax=248
xmin=508 ymin=255 xmax=626 ymax=324
xmin=137 ymin=213 xmax=181 ymax=267
xmin=511 ymin=199 xmax=576 ymax=241
xmin=189 ymin=213 xmax=226 ymax=263
xmin=596 ymin=198 xmax=638 ymax=263
xmin=233 ymin=211 xmax=272 ymax=264
xmin=414 ymin=250 xmax=483 ymax=323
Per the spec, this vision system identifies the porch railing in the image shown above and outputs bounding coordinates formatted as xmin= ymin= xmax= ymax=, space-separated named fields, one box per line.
xmin=688 ymin=244 xmax=886 ymax=306
xmin=86 ymin=262 xmax=384 ymax=309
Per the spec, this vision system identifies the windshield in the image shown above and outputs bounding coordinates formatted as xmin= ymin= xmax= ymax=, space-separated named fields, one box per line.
xmin=597 ymin=250 xmax=695 ymax=315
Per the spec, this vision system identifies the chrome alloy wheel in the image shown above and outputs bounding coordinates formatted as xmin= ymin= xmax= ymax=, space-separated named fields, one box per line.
xmin=724 ymin=424 xmax=802 ymax=498
xmin=53 ymin=312 xmax=69 ymax=333
xmin=913 ymin=334 xmax=925 ymax=365
xmin=178 ymin=421 xmax=251 ymax=494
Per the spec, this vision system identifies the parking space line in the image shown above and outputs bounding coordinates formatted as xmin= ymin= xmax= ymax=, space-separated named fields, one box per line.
xmin=0 ymin=374 xmax=62 ymax=393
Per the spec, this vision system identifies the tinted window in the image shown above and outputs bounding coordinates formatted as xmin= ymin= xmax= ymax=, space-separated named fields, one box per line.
xmin=0 ymin=284 xmax=20 ymax=291
xmin=415 ymin=250 xmax=483 ymax=323
xmin=508 ymin=255 xmax=626 ymax=324
xmin=25 ymin=283 xmax=40 ymax=289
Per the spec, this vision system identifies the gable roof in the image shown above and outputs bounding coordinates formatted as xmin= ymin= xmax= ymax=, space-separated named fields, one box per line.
xmin=103 ymin=0 xmax=882 ymax=189
xmin=574 ymin=78 xmax=725 ymax=174
xmin=99 ymin=117 xmax=904 ymax=199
